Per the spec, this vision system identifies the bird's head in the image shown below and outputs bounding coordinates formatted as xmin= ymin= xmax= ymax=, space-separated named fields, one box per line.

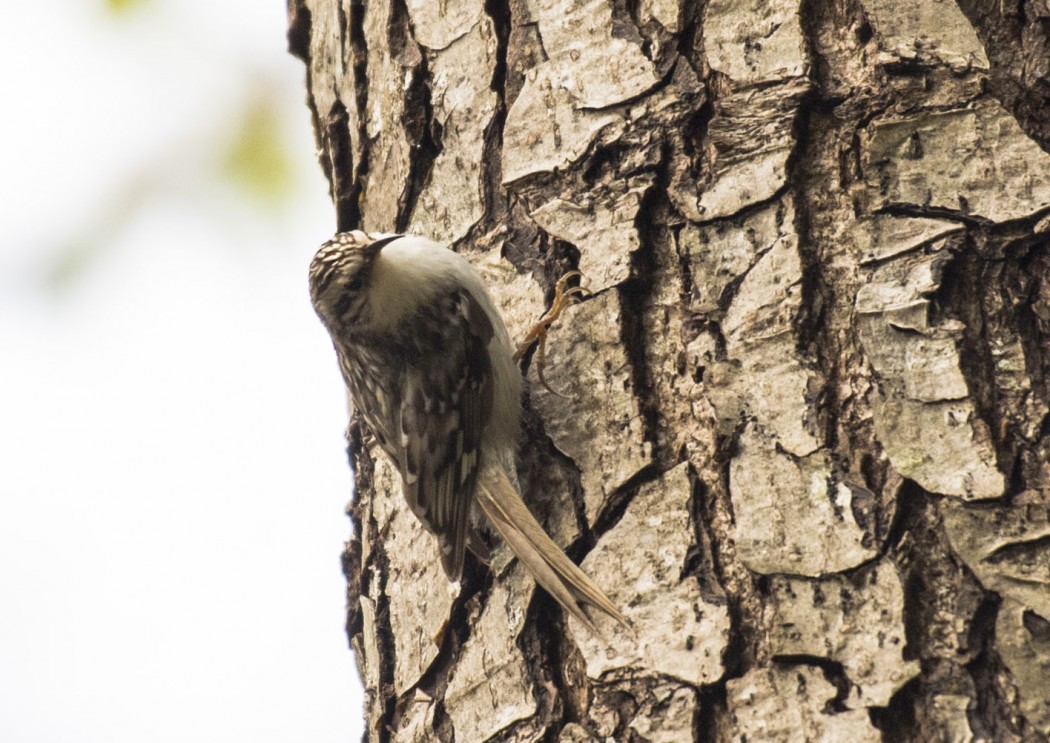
xmin=308 ymin=231 xmax=399 ymax=331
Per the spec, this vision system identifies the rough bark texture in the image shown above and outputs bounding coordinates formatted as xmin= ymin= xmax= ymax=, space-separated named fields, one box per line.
xmin=288 ymin=0 xmax=1050 ymax=740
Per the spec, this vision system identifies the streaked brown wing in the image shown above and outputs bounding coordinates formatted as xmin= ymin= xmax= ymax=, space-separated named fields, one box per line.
xmin=396 ymin=289 xmax=494 ymax=580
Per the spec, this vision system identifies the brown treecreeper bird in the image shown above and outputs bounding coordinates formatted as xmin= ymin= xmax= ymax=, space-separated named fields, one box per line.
xmin=309 ymin=231 xmax=627 ymax=634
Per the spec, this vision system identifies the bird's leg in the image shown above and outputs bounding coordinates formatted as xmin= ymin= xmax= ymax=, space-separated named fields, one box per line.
xmin=514 ymin=270 xmax=589 ymax=397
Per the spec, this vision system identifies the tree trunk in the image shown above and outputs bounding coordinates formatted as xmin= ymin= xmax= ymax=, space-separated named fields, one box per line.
xmin=288 ymin=0 xmax=1050 ymax=740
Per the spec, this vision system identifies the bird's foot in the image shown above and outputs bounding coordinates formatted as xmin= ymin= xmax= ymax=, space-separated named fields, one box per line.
xmin=514 ymin=270 xmax=589 ymax=397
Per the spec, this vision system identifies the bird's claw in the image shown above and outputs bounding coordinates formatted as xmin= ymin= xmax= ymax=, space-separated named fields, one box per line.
xmin=514 ymin=270 xmax=590 ymax=397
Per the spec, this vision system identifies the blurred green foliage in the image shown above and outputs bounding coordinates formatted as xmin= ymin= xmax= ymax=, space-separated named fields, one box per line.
xmin=42 ymin=5 xmax=301 ymax=290
xmin=222 ymin=93 xmax=295 ymax=205
xmin=106 ymin=0 xmax=150 ymax=14
xmin=44 ymin=90 xmax=298 ymax=290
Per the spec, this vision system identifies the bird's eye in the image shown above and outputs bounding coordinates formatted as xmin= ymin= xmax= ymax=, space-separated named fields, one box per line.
xmin=334 ymin=295 xmax=354 ymax=317
xmin=347 ymin=277 xmax=364 ymax=292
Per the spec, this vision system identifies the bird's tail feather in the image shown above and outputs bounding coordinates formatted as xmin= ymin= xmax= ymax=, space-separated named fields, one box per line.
xmin=474 ymin=462 xmax=629 ymax=635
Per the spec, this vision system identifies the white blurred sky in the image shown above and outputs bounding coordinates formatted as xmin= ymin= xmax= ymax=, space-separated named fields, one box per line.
xmin=0 ymin=1 xmax=365 ymax=740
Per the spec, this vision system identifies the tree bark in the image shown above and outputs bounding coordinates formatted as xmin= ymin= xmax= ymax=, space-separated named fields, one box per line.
xmin=288 ymin=0 xmax=1050 ymax=740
